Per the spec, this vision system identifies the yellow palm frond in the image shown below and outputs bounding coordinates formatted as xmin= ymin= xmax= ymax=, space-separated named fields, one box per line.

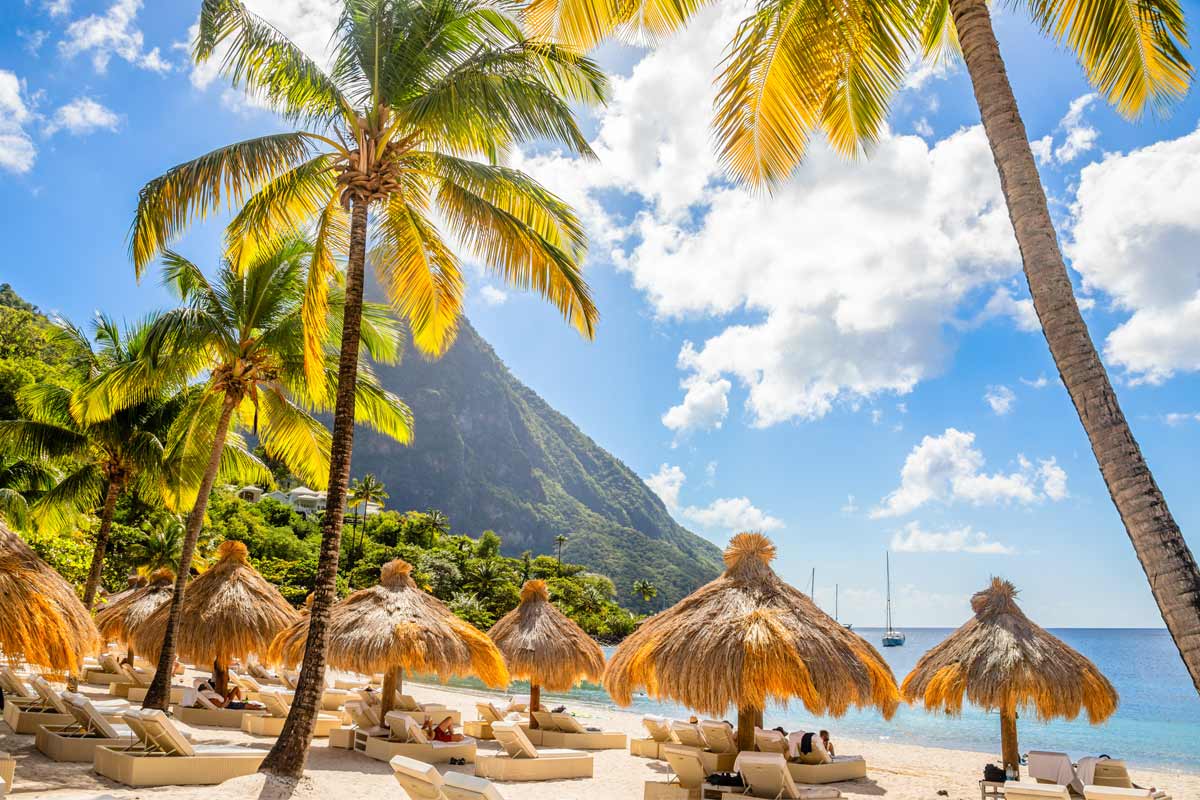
xmin=130 ymin=133 xmax=317 ymax=273
xmin=1022 ymin=0 xmax=1191 ymax=116
xmin=525 ymin=0 xmax=706 ymax=47
xmin=254 ymin=387 xmax=331 ymax=490
xmin=372 ymin=194 xmax=465 ymax=358
xmin=916 ymin=0 xmax=959 ymax=62
xmin=301 ymin=195 xmax=350 ymax=393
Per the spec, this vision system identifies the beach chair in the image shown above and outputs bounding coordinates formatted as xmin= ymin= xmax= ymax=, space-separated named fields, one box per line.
xmin=172 ymin=687 xmax=267 ymax=729
xmin=34 ymin=692 xmax=137 ymax=762
xmin=503 ymin=695 xmax=529 ymax=714
xmin=93 ymin=709 xmax=267 ymax=787
xmin=1028 ymin=751 xmax=1078 ymax=787
xmin=242 ymin=689 xmax=343 ymax=737
xmin=465 ymin=702 xmax=508 ymax=740
xmin=670 ymin=720 xmax=736 ymax=773
xmin=632 ymin=714 xmax=675 ymax=759
xmin=752 ymin=728 xmax=866 ymax=784
xmin=531 ymin=709 xmax=558 ymax=729
xmin=1003 ymin=783 xmax=1071 ymax=800
xmin=475 ymin=721 xmax=593 ymax=781
xmin=0 ymin=668 xmax=36 ymax=705
xmin=536 ymin=712 xmax=627 ymax=750
xmin=121 ymin=663 xmax=186 ymax=704
xmin=248 ymin=662 xmax=283 ymax=685
xmin=699 ymin=721 xmax=739 ymax=756
xmin=0 ymin=750 xmax=12 ymax=796
xmin=1084 ymin=787 xmax=1172 ymax=800
xmin=83 ymin=653 xmax=128 ymax=686
xmin=391 ymin=754 xmax=506 ymax=800
xmin=351 ymin=709 xmax=476 ymax=764
xmin=735 ymin=752 xmax=842 ymax=799
xmin=643 ymin=744 xmax=713 ymax=800
xmin=2 ymin=676 xmax=96 ymax=734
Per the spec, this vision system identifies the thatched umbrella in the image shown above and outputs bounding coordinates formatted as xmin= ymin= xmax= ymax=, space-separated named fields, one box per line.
xmin=489 ymin=579 xmax=605 ymax=728
xmin=133 ymin=540 xmax=298 ymax=694
xmin=269 ymin=559 xmax=509 ymax=717
xmin=94 ymin=569 xmax=174 ymax=664
xmin=98 ymin=573 xmax=148 ymax=609
xmin=902 ymin=578 xmax=1117 ymax=777
xmin=606 ymin=532 xmax=899 ymax=750
xmin=0 ymin=522 xmax=100 ymax=672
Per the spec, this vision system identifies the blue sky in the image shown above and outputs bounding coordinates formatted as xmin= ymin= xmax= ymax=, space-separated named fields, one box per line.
xmin=3 ymin=0 xmax=1200 ymax=628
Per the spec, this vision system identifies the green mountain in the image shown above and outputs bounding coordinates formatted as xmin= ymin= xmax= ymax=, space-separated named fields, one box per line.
xmin=350 ymin=319 xmax=723 ymax=606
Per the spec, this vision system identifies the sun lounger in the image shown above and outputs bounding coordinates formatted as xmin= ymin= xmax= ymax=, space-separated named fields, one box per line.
xmin=644 ymin=744 xmax=713 ymax=799
xmin=392 ymin=754 xmax=505 ymax=800
xmin=35 ymin=692 xmax=137 ymax=762
xmin=734 ymin=752 xmax=842 ymax=799
xmin=753 ymin=727 xmax=866 ymax=784
xmin=465 ymin=702 xmax=512 ymax=740
xmin=1084 ymin=787 xmax=1172 ymax=800
xmin=632 ymin=714 xmax=676 ymax=759
xmin=534 ymin=711 xmax=626 ymax=750
xmin=350 ymin=709 xmax=476 ymax=764
xmin=1003 ymin=783 xmax=1071 ymax=800
xmin=121 ymin=663 xmax=187 ymax=704
xmin=0 ymin=750 xmax=15 ymax=795
xmin=669 ymin=720 xmax=735 ymax=773
xmin=503 ymin=695 xmax=529 ymax=714
xmin=1029 ymin=751 xmax=1077 ymax=787
xmin=248 ymin=663 xmax=283 ymax=685
xmin=0 ymin=668 xmax=36 ymax=705
xmin=699 ymin=721 xmax=738 ymax=756
xmin=93 ymin=709 xmax=267 ymax=787
xmin=242 ymin=689 xmax=342 ymax=737
xmin=172 ymin=688 xmax=267 ymax=729
xmin=475 ymin=721 xmax=593 ymax=782
xmin=3 ymin=676 xmax=119 ymax=734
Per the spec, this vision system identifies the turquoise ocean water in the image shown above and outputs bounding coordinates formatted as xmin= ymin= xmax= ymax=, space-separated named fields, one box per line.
xmin=419 ymin=628 xmax=1200 ymax=772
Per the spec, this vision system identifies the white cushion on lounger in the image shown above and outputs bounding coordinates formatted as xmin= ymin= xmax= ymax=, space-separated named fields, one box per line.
xmin=669 ymin=721 xmax=706 ymax=748
xmin=642 ymin=715 xmax=673 ymax=742
xmin=735 ymin=752 xmax=803 ymax=799
xmin=64 ymin=692 xmax=123 ymax=739
xmin=444 ymin=771 xmax=505 ymax=799
xmin=700 ymin=720 xmax=738 ymax=754
xmin=491 ymin=722 xmax=581 ymax=760
xmin=754 ymin=727 xmax=790 ymax=755
xmin=1004 ymin=782 xmax=1071 ymax=800
xmin=1028 ymin=751 xmax=1076 ymax=787
xmin=1083 ymin=788 xmax=1154 ymax=799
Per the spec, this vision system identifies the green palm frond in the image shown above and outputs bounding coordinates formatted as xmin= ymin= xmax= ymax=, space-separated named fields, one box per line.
xmin=1019 ymin=0 xmax=1191 ymax=116
xmin=0 ymin=488 xmax=32 ymax=531
xmin=0 ymin=420 xmax=89 ymax=461
xmin=130 ymin=133 xmax=317 ymax=272
xmin=254 ymin=387 xmax=332 ymax=489
xmin=196 ymin=0 xmax=354 ymax=125
xmin=31 ymin=463 xmax=104 ymax=533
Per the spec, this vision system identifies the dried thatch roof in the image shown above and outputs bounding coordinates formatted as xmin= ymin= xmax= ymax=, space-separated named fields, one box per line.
xmin=605 ymin=532 xmax=899 ymax=718
xmin=94 ymin=569 xmax=174 ymax=645
xmin=132 ymin=541 xmax=298 ymax=667
xmin=489 ymin=580 xmax=605 ymax=691
xmin=0 ymin=522 xmax=100 ymax=671
xmin=99 ymin=574 xmax=148 ymax=608
xmin=901 ymin=577 xmax=1118 ymax=723
xmin=269 ymin=559 xmax=508 ymax=687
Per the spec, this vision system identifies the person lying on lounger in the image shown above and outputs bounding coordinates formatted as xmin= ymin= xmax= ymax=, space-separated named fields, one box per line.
xmin=432 ymin=716 xmax=463 ymax=742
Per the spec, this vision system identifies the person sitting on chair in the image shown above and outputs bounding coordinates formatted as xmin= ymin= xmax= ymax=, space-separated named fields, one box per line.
xmin=819 ymin=729 xmax=835 ymax=757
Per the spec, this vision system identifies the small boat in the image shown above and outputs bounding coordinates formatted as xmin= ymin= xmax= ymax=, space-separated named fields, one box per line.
xmin=882 ymin=552 xmax=905 ymax=647
xmin=835 ymin=583 xmax=852 ymax=629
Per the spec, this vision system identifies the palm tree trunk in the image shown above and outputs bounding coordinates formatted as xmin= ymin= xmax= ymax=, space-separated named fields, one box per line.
xmin=142 ymin=394 xmax=238 ymax=709
xmin=1000 ymin=703 xmax=1019 ymax=777
xmin=260 ymin=197 xmax=370 ymax=779
xmin=949 ymin=0 xmax=1200 ymax=693
xmin=529 ymin=682 xmax=540 ymax=729
xmin=81 ymin=479 xmax=120 ymax=609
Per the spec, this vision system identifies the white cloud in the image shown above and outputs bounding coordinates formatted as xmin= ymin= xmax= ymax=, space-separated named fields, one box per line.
xmin=479 ymin=286 xmax=508 ymax=306
xmin=976 ymin=286 xmax=1039 ymax=332
xmin=645 ymin=463 xmax=686 ymax=510
xmin=0 ymin=71 xmax=36 ymax=174
xmin=872 ymin=428 xmax=1068 ymax=517
xmin=841 ymin=495 xmax=858 ymax=514
xmin=18 ymin=29 xmax=49 ymax=55
xmin=43 ymin=0 xmax=71 ymax=17
xmin=60 ymin=0 xmax=172 ymax=74
xmin=661 ymin=362 xmax=731 ymax=435
xmin=1163 ymin=412 xmax=1200 ymax=426
xmin=44 ymin=97 xmax=120 ymax=136
xmin=914 ymin=117 xmax=933 ymax=138
xmin=984 ymin=385 xmax=1016 ymax=416
xmin=1067 ymin=124 xmax=1200 ymax=383
xmin=1021 ymin=374 xmax=1050 ymax=389
xmin=1031 ymin=135 xmax=1054 ymax=166
xmin=704 ymin=461 xmax=718 ymax=480
xmin=890 ymin=521 xmax=1015 ymax=554
xmin=646 ymin=462 xmax=782 ymax=533
xmin=680 ymin=497 xmax=784 ymax=533
xmin=1054 ymin=94 xmax=1099 ymax=164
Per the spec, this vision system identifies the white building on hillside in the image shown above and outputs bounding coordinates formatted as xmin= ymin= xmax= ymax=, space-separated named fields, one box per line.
xmin=235 ymin=485 xmax=382 ymax=518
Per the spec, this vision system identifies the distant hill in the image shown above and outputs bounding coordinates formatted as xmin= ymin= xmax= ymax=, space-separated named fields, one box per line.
xmin=350 ymin=319 xmax=723 ymax=606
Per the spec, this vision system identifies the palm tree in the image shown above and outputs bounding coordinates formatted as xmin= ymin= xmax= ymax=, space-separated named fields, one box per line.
xmin=347 ymin=473 xmax=388 ymax=566
xmin=0 ymin=455 xmax=56 ymax=532
xmin=632 ymin=578 xmax=657 ymax=607
xmin=129 ymin=514 xmax=201 ymax=575
xmin=86 ymin=236 xmax=413 ymax=709
xmin=465 ymin=558 xmax=510 ymax=595
xmin=554 ymin=533 xmax=568 ymax=574
xmin=0 ymin=316 xmax=187 ymax=608
xmin=532 ymin=0 xmax=1200 ymax=692
xmin=127 ymin=1 xmax=604 ymax=774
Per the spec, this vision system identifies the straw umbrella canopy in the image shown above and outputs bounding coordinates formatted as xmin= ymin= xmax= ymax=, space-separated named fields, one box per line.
xmin=133 ymin=540 xmax=298 ymax=693
xmin=0 ymin=522 xmax=100 ymax=673
xmin=489 ymin=579 xmax=605 ymax=727
xmin=902 ymin=578 xmax=1117 ymax=776
xmin=94 ymin=569 xmax=174 ymax=663
xmin=99 ymin=573 xmax=148 ymax=609
xmin=269 ymin=559 xmax=509 ymax=717
xmin=606 ymin=532 xmax=899 ymax=750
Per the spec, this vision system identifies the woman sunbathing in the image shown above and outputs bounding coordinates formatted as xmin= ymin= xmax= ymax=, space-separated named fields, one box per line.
xmin=432 ymin=716 xmax=463 ymax=742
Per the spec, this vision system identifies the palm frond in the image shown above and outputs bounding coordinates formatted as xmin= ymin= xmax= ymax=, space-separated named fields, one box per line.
xmin=255 ymin=387 xmax=331 ymax=489
xmin=130 ymin=133 xmax=317 ymax=272
xmin=1020 ymin=0 xmax=1191 ymax=116
xmin=524 ymin=0 xmax=701 ymax=49
xmin=300 ymin=193 xmax=351 ymax=391
xmin=32 ymin=464 xmax=104 ymax=533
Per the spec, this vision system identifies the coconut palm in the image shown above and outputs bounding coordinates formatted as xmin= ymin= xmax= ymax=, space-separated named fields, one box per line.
xmin=85 ymin=236 xmax=413 ymax=710
xmin=127 ymin=0 xmax=604 ymax=773
xmin=531 ymin=0 xmax=1200 ymax=691
xmin=0 ymin=455 xmax=56 ymax=532
xmin=632 ymin=578 xmax=657 ymax=606
xmin=128 ymin=515 xmax=199 ymax=575
xmin=0 ymin=316 xmax=189 ymax=609
xmin=347 ymin=473 xmax=387 ymax=566
xmin=554 ymin=533 xmax=568 ymax=574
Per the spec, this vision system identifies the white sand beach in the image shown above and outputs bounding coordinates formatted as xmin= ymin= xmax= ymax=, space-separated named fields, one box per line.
xmin=4 ymin=675 xmax=1197 ymax=800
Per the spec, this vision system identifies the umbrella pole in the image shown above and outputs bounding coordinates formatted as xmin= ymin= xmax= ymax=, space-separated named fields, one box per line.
xmin=213 ymin=659 xmax=228 ymax=697
xmin=530 ymin=683 xmax=541 ymax=729
xmin=1000 ymin=702 xmax=1020 ymax=778
xmin=737 ymin=706 xmax=762 ymax=752
xmin=381 ymin=666 xmax=400 ymax=718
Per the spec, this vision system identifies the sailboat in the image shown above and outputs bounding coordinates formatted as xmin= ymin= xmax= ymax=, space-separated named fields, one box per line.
xmin=835 ymin=583 xmax=852 ymax=630
xmin=882 ymin=552 xmax=905 ymax=647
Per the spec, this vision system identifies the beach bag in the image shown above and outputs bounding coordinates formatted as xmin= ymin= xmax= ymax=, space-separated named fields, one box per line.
xmin=706 ymin=772 xmax=744 ymax=787
xmin=983 ymin=763 xmax=1006 ymax=782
